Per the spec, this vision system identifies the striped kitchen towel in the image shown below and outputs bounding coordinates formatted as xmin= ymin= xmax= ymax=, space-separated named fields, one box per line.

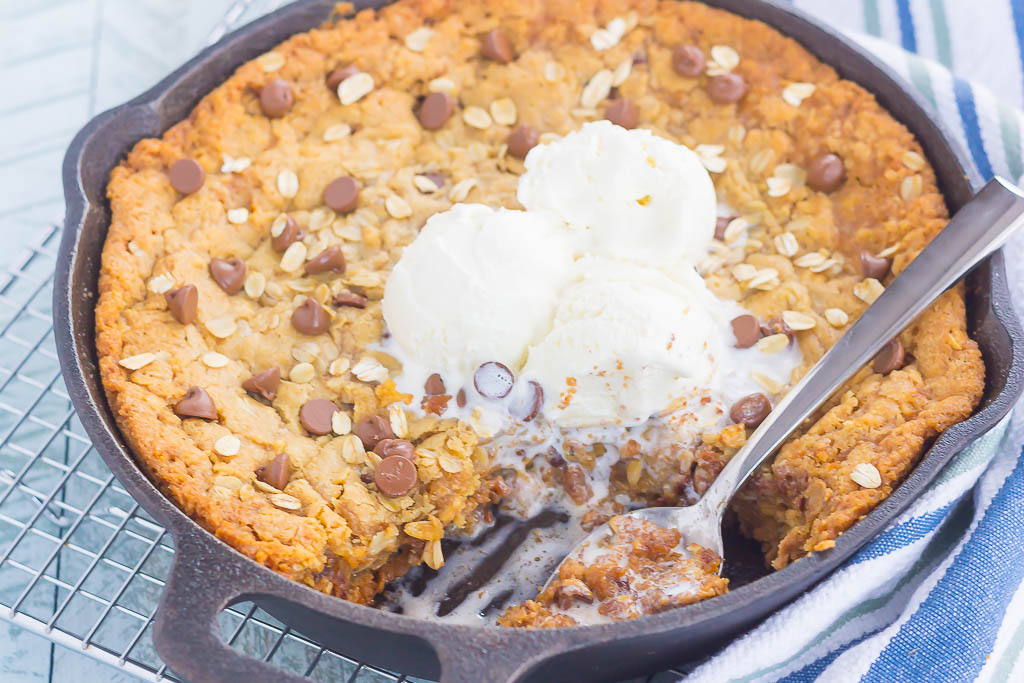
xmin=684 ymin=2 xmax=1024 ymax=680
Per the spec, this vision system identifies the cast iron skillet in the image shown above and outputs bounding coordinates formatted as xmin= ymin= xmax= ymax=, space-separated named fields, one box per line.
xmin=55 ymin=0 xmax=1024 ymax=681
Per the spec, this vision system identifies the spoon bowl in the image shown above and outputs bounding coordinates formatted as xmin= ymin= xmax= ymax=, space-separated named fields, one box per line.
xmin=545 ymin=176 xmax=1024 ymax=592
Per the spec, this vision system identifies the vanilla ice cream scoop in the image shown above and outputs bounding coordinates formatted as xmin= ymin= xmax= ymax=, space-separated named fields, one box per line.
xmin=521 ymin=258 xmax=725 ymax=427
xmin=382 ymin=204 xmax=577 ymax=375
xmin=517 ymin=120 xmax=716 ymax=269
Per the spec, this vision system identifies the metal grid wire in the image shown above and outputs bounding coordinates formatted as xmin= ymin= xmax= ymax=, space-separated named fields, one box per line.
xmin=0 ymin=233 xmax=689 ymax=683
xmin=0 ymin=4 xmax=687 ymax=681
xmin=0 ymin=225 xmax=426 ymax=682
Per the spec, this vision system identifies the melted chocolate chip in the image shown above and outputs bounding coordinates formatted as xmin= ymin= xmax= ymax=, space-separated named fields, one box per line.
xmin=256 ymin=453 xmax=292 ymax=490
xmin=731 ymin=314 xmax=762 ymax=349
xmin=507 ymin=125 xmax=540 ymax=159
xmin=873 ymin=339 xmax=906 ymax=374
xmin=715 ymin=216 xmax=735 ymax=241
xmin=260 ymin=79 xmax=294 ymax=118
xmin=291 ymin=298 xmax=330 ymax=335
xmin=730 ymin=393 xmax=771 ymax=429
xmin=762 ymin=317 xmax=795 ymax=343
xmin=271 ymin=215 xmax=303 ymax=252
xmin=509 ymin=380 xmax=544 ymax=422
xmin=474 ymin=361 xmax=514 ymax=399
xmin=374 ymin=455 xmax=418 ymax=497
xmin=209 ymin=258 xmax=246 ymax=295
xmin=174 ymin=386 xmax=217 ymax=420
xmin=859 ymin=250 xmax=892 ymax=280
xmin=374 ymin=438 xmax=415 ymax=460
xmin=605 ymin=98 xmax=639 ymax=130
xmin=481 ymin=28 xmax=515 ymax=63
xmin=324 ymin=176 xmax=359 ymax=213
xmin=332 ymin=290 xmax=367 ymax=308
xmin=672 ymin=45 xmax=705 ymax=77
xmin=707 ymin=73 xmax=747 ymax=104
xmin=422 ymin=172 xmax=445 ymax=188
xmin=168 ymin=159 xmax=204 ymax=195
xmin=326 ymin=64 xmax=359 ymax=91
xmin=300 ymin=398 xmax=336 ymax=435
xmin=353 ymin=414 xmax=395 ymax=450
xmin=807 ymin=153 xmax=846 ymax=193
xmin=417 ymin=92 xmax=455 ymax=130
xmin=424 ymin=373 xmax=446 ymax=395
xmin=304 ymin=245 xmax=346 ymax=275
xmin=165 ymin=284 xmax=198 ymax=324
xmin=242 ymin=367 xmax=281 ymax=402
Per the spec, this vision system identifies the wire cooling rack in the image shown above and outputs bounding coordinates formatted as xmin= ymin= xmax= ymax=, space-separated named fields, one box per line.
xmin=0 ymin=225 xmax=434 ymax=682
xmin=0 ymin=233 xmax=687 ymax=683
xmin=0 ymin=3 xmax=688 ymax=681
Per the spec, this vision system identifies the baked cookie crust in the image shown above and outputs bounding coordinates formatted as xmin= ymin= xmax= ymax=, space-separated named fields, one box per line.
xmin=96 ymin=0 xmax=984 ymax=609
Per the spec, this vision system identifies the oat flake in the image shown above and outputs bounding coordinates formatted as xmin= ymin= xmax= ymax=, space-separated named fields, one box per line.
xmin=338 ymin=72 xmax=374 ymax=105
xmin=214 ymin=434 xmax=240 ymax=457
xmin=119 ymin=353 xmax=156 ymax=370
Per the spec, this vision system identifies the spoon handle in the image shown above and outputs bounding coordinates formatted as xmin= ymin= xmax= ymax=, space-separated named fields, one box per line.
xmin=701 ymin=176 xmax=1024 ymax=515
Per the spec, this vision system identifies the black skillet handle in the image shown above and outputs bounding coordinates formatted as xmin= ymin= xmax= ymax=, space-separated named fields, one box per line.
xmin=152 ymin=530 xmax=306 ymax=683
xmin=426 ymin=629 xmax=566 ymax=683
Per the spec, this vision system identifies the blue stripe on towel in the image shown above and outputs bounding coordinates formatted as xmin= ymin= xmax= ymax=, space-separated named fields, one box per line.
xmin=864 ymin=447 xmax=1024 ymax=682
xmin=848 ymin=502 xmax=954 ymax=564
xmin=895 ymin=0 xmax=917 ymax=52
xmin=954 ymin=76 xmax=995 ymax=178
xmin=1013 ymin=0 xmax=1024 ymax=94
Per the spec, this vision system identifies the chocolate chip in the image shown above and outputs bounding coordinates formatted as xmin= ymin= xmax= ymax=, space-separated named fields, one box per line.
xmin=456 ymin=388 xmax=467 ymax=408
xmin=632 ymin=50 xmax=649 ymax=65
xmin=300 ymin=398 xmax=336 ymax=435
xmin=474 ymin=361 xmax=514 ymax=399
xmin=762 ymin=317 xmax=795 ymax=343
xmin=354 ymin=414 xmax=395 ymax=450
xmin=715 ymin=216 xmax=735 ymax=241
xmin=168 ymin=159 xmax=204 ymax=195
xmin=807 ymin=153 xmax=846 ymax=193
xmin=507 ymin=125 xmax=540 ymax=159
xmin=374 ymin=455 xmax=417 ymax=497
xmin=291 ymin=298 xmax=330 ymax=335
xmin=423 ymin=172 xmax=445 ymax=188
xmin=209 ymin=258 xmax=246 ymax=295
xmin=605 ymin=98 xmax=639 ymax=130
xmin=304 ymin=245 xmax=346 ymax=275
xmin=165 ymin=285 xmax=198 ymax=324
xmin=174 ymin=386 xmax=217 ymax=420
xmin=424 ymin=373 xmax=446 ymax=395
xmin=417 ymin=92 xmax=455 ymax=131
xmin=260 ymin=79 xmax=294 ymax=118
xmin=873 ymin=339 xmax=906 ymax=374
xmin=374 ymin=438 xmax=415 ymax=460
xmin=256 ymin=453 xmax=292 ymax=490
xmin=332 ymin=290 xmax=367 ymax=308
xmin=509 ymin=380 xmax=543 ymax=422
xmin=326 ymin=64 xmax=359 ymax=91
xmin=859 ymin=250 xmax=892 ymax=280
xmin=707 ymin=73 xmax=747 ymax=104
xmin=422 ymin=394 xmax=450 ymax=415
xmin=731 ymin=314 xmax=762 ymax=349
xmin=271 ymin=215 xmax=303 ymax=252
xmin=481 ymin=28 xmax=515 ymax=63
xmin=730 ymin=393 xmax=771 ymax=429
xmin=672 ymin=45 xmax=705 ymax=77
xmin=324 ymin=176 xmax=359 ymax=213
xmin=243 ymin=367 xmax=281 ymax=401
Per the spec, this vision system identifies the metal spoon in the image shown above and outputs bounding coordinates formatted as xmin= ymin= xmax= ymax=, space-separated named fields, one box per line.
xmin=546 ymin=176 xmax=1024 ymax=586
